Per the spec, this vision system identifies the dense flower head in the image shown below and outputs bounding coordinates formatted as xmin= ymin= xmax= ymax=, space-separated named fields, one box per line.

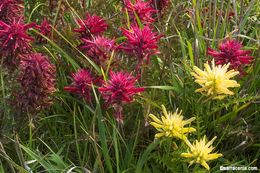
xmin=0 ymin=0 xmax=23 ymax=23
xmin=35 ymin=17 xmax=51 ymax=42
xmin=17 ymin=53 xmax=56 ymax=111
xmin=99 ymin=71 xmax=144 ymax=105
xmin=123 ymin=0 xmax=157 ymax=23
xmin=149 ymin=105 xmax=196 ymax=140
xmin=0 ymin=19 xmax=35 ymax=57
xmin=64 ymin=69 xmax=95 ymax=102
xmin=74 ymin=13 xmax=108 ymax=39
xmin=181 ymin=136 xmax=223 ymax=170
xmin=81 ymin=36 xmax=116 ymax=65
xmin=207 ymin=39 xmax=254 ymax=74
xmin=99 ymin=71 xmax=144 ymax=122
xmin=120 ymin=25 xmax=160 ymax=66
xmin=191 ymin=60 xmax=240 ymax=100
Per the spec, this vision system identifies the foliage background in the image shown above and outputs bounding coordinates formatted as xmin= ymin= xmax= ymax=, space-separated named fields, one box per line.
xmin=0 ymin=0 xmax=259 ymax=172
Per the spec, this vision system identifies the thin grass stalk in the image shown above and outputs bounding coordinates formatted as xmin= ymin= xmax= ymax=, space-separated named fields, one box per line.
xmin=216 ymin=0 xmax=224 ymax=39
xmin=0 ymin=143 xmax=16 ymax=173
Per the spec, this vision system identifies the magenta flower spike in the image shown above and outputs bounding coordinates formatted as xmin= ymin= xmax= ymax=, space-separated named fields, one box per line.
xmin=120 ymin=25 xmax=160 ymax=67
xmin=0 ymin=0 xmax=23 ymax=23
xmin=124 ymin=0 xmax=157 ymax=24
xmin=0 ymin=18 xmax=35 ymax=57
xmin=64 ymin=69 xmax=95 ymax=102
xmin=81 ymin=36 xmax=116 ymax=65
xmin=99 ymin=71 xmax=144 ymax=123
xmin=17 ymin=53 xmax=56 ymax=111
xmin=35 ymin=17 xmax=51 ymax=42
xmin=208 ymin=39 xmax=254 ymax=74
xmin=74 ymin=13 xmax=108 ymax=39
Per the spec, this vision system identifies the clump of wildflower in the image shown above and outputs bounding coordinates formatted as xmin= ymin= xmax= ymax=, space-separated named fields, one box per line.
xmin=64 ymin=69 xmax=95 ymax=102
xmin=181 ymin=136 xmax=223 ymax=170
xmin=99 ymin=71 xmax=144 ymax=123
xmin=74 ymin=13 xmax=108 ymax=39
xmin=120 ymin=25 xmax=160 ymax=67
xmin=149 ymin=105 xmax=196 ymax=140
xmin=0 ymin=0 xmax=23 ymax=23
xmin=0 ymin=19 xmax=35 ymax=59
xmin=207 ymin=39 xmax=254 ymax=74
xmin=123 ymin=0 xmax=157 ymax=23
xmin=191 ymin=60 xmax=240 ymax=100
xmin=81 ymin=36 xmax=116 ymax=66
xmin=17 ymin=53 xmax=56 ymax=112
xmin=35 ymin=17 xmax=51 ymax=43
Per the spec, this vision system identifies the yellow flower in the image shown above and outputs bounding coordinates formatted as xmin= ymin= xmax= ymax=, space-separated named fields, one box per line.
xmin=191 ymin=60 xmax=240 ymax=100
xmin=149 ymin=105 xmax=196 ymax=140
xmin=181 ymin=136 xmax=223 ymax=170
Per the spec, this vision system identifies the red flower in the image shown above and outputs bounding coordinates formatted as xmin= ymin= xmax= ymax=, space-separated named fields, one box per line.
xmin=0 ymin=18 xmax=35 ymax=57
xmin=17 ymin=53 xmax=56 ymax=112
xmin=120 ymin=25 xmax=160 ymax=66
xmin=64 ymin=69 xmax=95 ymax=102
xmin=123 ymin=0 xmax=157 ymax=23
xmin=99 ymin=71 xmax=144 ymax=123
xmin=0 ymin=0 xmax=23 ymax=23
xmin=81 ymin=36 xmax=116 ymax=65
xmin=35 ymin=17 xmax=51 ymax=42
xmin=208 ymin=39 xmax=254 ymax=74
xmin=74 ymin=13 xmax=108 ymax=39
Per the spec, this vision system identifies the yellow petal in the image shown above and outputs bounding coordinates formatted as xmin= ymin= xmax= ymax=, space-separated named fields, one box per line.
xmin=201 ymin=160 xmax=210 ymax=170
xmin=150 ymin=122 xmax=164 ymax=129
xmin=181 ymin=153 xmax=194 ymax=158
xmin=155 ymin=133 xmax=165 ymax=138
xmin=149 ymin=114 xmax=162 ymax=124
xmin=206 ymin=153 xmax=223 ymax=161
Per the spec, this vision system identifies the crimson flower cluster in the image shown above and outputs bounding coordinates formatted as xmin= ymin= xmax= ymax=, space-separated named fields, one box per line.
xmin=81 ymin=36 xmax=116 ymax=66
xmin=64 ymin=69 xmax=96 ymax=102
xmin=17 ymin=53 xmax=56 ymax=111
xmin=99 ymin=71 xmax=144 ymax=123
xmin=208 ymin=39 xmax=254 ymax=74
xmin=0 ymin=19 xmax=35 ymax=64
xmin=124 ymin=0 xmax=157 ymax=23
xmin=120 ymin=25 xmax=161 ymax=66
xmin=74 ymin=13 xmax=108 ymax=39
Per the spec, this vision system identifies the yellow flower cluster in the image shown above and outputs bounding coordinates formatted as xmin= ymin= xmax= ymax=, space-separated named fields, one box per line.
xmin=182 ymin=136 xmax=223 ymax=170
xmin=149 ymin=105 xmax=223 ymax=170
xmin=149 ymin=105 xmax=196 ymax=140
xmin=191 ymin=60 xmax=240 ymax=100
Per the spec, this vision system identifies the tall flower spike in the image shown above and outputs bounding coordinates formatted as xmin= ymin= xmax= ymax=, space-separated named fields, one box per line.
xmin=149 ymin=105 xmax=196 ymax=140
xmin=74 ymin=13 xmax=108 ymax=39
xmin=0 ymin=18 xmax=35 ymax=58
xmin=99 ymin=71 xmax=144 ymax=123
xmin=207 ymin=39 xmax=254 ymax=74
xmin=123 ymin=0 xmax=157 ymax=23
xmin=181 ymin=136 xmax=223 ymax=170
xmin=120 ymin=25 xmax=160 ymax=67
xmin=81 ymin=36 xmax=116 ymax=66
xmin=64 ymin=69 xmax=95 ymax=102
xmin=191 ymin=60 xmax=240 ymax=100
xmin=17 ymin=53 xmax=56 ymax=112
